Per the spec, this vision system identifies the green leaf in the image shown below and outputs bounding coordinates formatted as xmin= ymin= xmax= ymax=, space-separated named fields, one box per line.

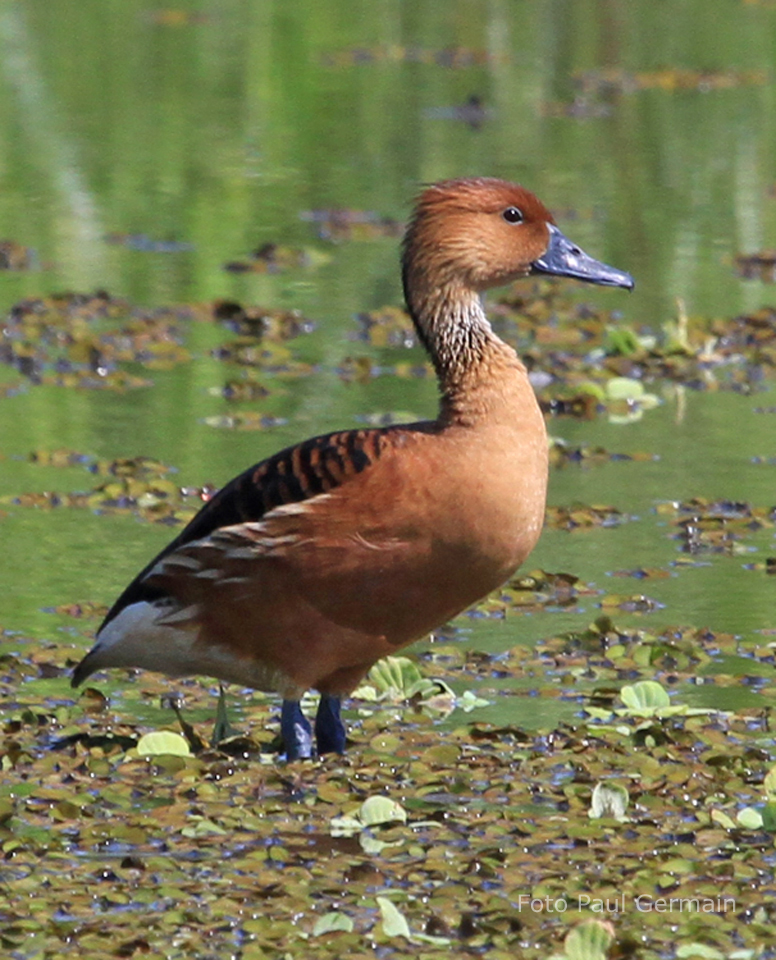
xmin=761 ymin=802 xmax=776 ymax=831
xmin=564 ymin=920 xmax=614 ymax=960
xmin=0 ymin=797 xmax=15 ymax=824
xmin=619 ymin=680 xmax=670 ymax=716
xmin=604 ymin=375 xmax=659 ymax=424
xmin=458 ymin=690 xmax=489 ymax=712
xmin=377 ymin=897 xmax=411 ymax=939
xmin=359 ymin=832 xmax=404 ymax=855
xmin=710 ymin=808 xmax=736 ymax=830
xmin=366 ymin=656 xmax=424 ymax=697
xmin=359 ymin=833 xmax=390 ymax=855
xmin=312 ymin=912 xmax=354 ymax=936
xmin=359 ymin=795 xmax=407 ymax=827
xmin=413 ymin=932 xmax=453 ymax=945
xmin=329 ymin=814 xmax=364 ymax=838
xmin=135 ymin=731 xmax=191 ymax=757
xmin=353 ymin=656 xmax=446 ymax=703
xmin=675 ymin=944 xmax=724 ymax=959
xmin=582 ymin=706 xmax=615 ymax=721
xmin=576 ymin=381 xmax=606 ymax=401
xmin=330 ymin=795 xmax=407 ymax=837
xmin=180 ymin=817 xmax=227 ymax=838
xmin=589 ymin=782 xmax=629 ymax=821
xmin=736 ymin=807 xmax=764 ymax=830
xmin=606 ymin=375 xmax=645 ymax=399
xmin=762 ymin=765 xmax=776 ymax=798
xmin=605 ymin=328 xmax=642 ymax=357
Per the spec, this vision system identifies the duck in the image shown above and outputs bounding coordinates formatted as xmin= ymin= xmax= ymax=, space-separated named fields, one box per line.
xmin=71 ymin=177 xmax=633 ymax=759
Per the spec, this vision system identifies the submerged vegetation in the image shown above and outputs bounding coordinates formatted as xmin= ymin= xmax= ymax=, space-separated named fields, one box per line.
xmin=2 ymin=273 xmax=776 ymax=956
xmin=3 ymin=2 xmax=776 ymax=955
xmin=2 ymin=628 xmax=776 ymax=956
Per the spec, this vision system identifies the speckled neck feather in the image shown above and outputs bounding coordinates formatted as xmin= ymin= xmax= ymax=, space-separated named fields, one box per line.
xmin=402 ymin=227 xmax=524 ymax=426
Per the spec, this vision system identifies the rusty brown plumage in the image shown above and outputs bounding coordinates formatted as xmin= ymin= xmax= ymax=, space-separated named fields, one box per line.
xmin=72 ymin=177 xmax=633 ymax=758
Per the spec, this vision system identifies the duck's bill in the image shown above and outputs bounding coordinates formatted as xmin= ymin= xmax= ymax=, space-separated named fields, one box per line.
xmin=531 ymin=224 xmax=634 ymax=290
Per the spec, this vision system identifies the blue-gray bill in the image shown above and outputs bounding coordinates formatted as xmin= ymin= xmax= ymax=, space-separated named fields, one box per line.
xmin=531 ymin=223 xmax=634 ymax=290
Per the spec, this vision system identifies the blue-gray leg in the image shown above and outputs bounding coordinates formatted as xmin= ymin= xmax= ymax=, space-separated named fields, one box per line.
xmin=280 ymin=699 xmax=313 ymax=760
xmin=315 ymin=694 xmax=346 ymax=755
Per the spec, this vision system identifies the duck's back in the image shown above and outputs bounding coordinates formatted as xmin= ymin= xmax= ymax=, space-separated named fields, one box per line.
xmin=97 ymin=423 xmax=425 ymax=634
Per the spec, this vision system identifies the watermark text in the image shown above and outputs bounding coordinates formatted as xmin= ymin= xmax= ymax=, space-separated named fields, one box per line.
xmin=515 ymin=894 xmax=736 ymax=915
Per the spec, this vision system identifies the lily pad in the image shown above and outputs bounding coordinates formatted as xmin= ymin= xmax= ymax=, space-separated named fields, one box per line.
xmin=589 ymin=782 xmax=629 ymax=821
xmin=619 ymin=680 xmax=671 ymax=714
xmin=376 ymin=897 xmax=411 ymax=939
xmin=135 ymin=731 xmax=192 ymax=757
xmin=359 ymin=795 xmax=407 ymax=827
xmin=563 ymin=920 xmax=615 ymax=960
xmin=312 ymin=912 xmax=355 ymax=935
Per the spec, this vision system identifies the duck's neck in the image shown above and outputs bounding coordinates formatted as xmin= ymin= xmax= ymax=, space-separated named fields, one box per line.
xmin=406 ymin=280 xmax=530 ymax=428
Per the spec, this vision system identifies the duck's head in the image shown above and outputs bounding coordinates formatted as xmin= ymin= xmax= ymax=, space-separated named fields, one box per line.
xmin=402 ymin=177 xmax=634 ymax=303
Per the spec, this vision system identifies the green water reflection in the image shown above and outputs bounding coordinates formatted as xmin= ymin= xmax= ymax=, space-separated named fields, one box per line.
xmin=1 ymin=0 xmax=776 ymax=728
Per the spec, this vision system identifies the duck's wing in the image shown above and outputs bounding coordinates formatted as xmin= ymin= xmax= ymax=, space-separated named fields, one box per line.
xmin=95 ymin=420 xmax=475 ymax=698
xmin=98 ymin=426 xmax=415 ymax=633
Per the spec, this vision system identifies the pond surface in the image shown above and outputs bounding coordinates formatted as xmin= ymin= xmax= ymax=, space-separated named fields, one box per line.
xmin=1 ymin=1 xmax=776 ymax=727
xmin=5 ymin=3 xmax=776 ymax=957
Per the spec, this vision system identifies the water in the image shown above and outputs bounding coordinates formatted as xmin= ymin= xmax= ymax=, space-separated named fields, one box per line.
xmin=1 ymin=0 xmax=776 ymax=729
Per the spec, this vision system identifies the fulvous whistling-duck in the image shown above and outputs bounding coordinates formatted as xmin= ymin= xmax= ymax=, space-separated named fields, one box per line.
xmin=72 ymin=177 xmax=633 ymax=759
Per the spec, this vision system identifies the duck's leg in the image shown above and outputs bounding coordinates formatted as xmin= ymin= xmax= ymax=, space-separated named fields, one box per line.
xmin=280 ymin=699 xmax=313 ymax=760
xmin=314 ymin=694 xmax=346 ymax=755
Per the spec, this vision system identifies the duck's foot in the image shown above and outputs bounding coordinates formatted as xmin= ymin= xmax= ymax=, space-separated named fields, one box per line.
xmin=280 ymin=699 xmax=313 ymax=760
xmin=314 ymin=694 xmax=346 ymax=755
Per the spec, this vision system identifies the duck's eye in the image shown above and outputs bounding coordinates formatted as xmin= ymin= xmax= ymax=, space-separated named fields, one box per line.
xmin=502 ymin=206 xmax=524 ymax=224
